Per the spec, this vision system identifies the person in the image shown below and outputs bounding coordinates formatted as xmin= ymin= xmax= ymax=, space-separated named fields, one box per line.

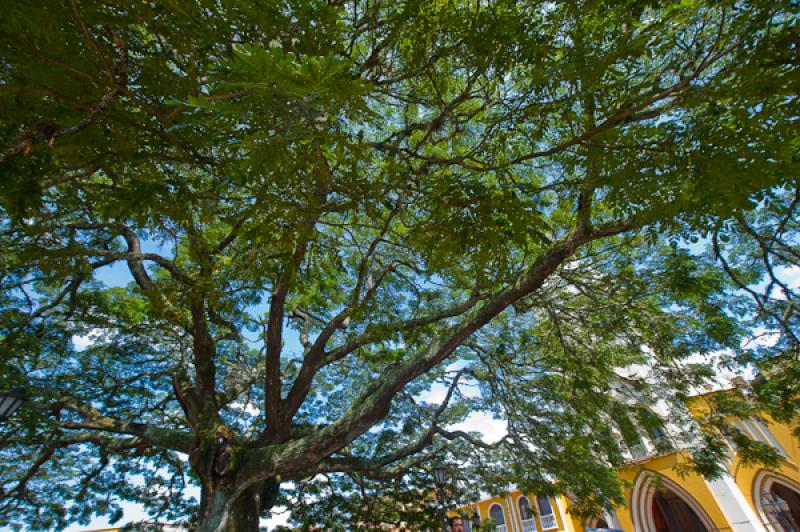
xmin=449 ymin=515 xmax=466 ymax=532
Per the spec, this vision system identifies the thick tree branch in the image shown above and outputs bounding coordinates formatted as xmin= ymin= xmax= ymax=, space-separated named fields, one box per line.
xmin=268 ymin=219 xmax=635 ymax=474
xmin=54 ymin=394 xmax=193 ymax=452
xmin=264 ymin=207 xmax=323 ymax=440
xmin=191 ymin=292 xmax=218 ymax=406
xmin=282 ymin=292 xmax=486 ymax=423
xmin=293 ymin=205 xmax=403 ymax=378
xmin=91 ymin=249 xmax=194 ymax=285
xmin=122 ymin=229 xmax=191 ymax=332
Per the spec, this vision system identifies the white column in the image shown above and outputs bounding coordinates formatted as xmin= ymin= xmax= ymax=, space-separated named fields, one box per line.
xmin=704 ymin=474 xmax=768 ymax=532
xmin=553 ymin=496 xmax=575 ymax=532
xmin=603 ymin=508 xmax=623 ymax=530
xmin=505 ymin=494 xmax=519 ymax=532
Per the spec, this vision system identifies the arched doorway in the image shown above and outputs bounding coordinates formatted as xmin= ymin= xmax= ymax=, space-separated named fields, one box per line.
xmin=586 ymin=509 xmax=622 ymax=530
xmin=753 ymin=471 xmax=800 ymax=531
xmin=585 ymin=516 xmax=609 ymax=528
xmin=631 ymin=472 xmax=716 ymax=532
xmin=651 ymin=487 xmax=709 ymax=531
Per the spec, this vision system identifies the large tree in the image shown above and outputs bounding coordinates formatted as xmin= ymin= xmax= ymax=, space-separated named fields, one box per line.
xmin=0 ymin=0 xmax=797 ymax=530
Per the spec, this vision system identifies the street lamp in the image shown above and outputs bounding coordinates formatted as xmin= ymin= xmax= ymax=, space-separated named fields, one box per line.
xmin=0 ymin=387 xmax=27 ymax=422
xmin=432 ymin=462 xmax=449 ymax=531
xmin=471 ymin=509 xmax=481 ymax=531
xmin=433 ymin=462 xmax=447 ymax=487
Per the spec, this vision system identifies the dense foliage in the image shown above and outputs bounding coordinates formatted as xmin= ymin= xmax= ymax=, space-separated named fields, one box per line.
xmin=709 ymin=187 xmax=800 ymax=422
xmin=0 ymin=0 xmax=797 ymax=530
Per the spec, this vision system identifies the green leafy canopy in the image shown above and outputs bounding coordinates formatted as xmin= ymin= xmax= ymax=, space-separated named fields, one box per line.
xmin=0 ymin=0 xmax=797 ymax=529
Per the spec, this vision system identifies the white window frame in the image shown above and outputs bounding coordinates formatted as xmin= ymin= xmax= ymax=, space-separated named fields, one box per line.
xmin=517 ymin=496 xmax=538 ymax=532
xmin=536 ymin=496 xmax=558 ymax=530
xmin=746 ymin=417 xmax=788 ymax=456
xmin=489 ymin=503 xmax=507 ymax=532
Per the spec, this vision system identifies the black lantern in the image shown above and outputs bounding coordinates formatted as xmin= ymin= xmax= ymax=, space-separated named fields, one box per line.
xmin=0 ymin=387 xmax=27 ymax=422
xmin=433 ymin=462 xmax=447 ymax=487
xmin=471 ymin=510 xmax=481 ymax=530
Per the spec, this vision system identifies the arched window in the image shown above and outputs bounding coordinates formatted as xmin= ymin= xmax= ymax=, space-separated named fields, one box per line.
xmin=764 ymin=484 xmax=800 ymax=531
xmin=747 ymin=417 xmax=788 ymax=456
xmin=732 ymin=417 xmax=788 ymax=457
xmin=518 ymin=497 xmax=537 ymax=532
xmin=631 ymin=472 xmax=714 ymax=532
xmin=586 ymin=516 xmax=609 ymax=528
xmin=754 ymin=471 xmax=800 ymax=531
xmin=489 ymin=503 xmax=506 ymax=531
xmin=537 ymin=496 xmax=557 ymax=530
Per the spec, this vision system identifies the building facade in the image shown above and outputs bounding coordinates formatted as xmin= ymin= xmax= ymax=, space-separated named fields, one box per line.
xmin=451 ymin=390 xmax=800 ymax=532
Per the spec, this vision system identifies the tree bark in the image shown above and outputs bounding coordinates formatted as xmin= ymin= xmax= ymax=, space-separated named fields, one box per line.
xmin=223 ymin=483 xmax=263 ymax=532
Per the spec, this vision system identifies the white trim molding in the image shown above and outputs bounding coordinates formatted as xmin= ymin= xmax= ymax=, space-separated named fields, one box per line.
xmin=752 ymin=469 xmax=800 ymax=532
xmin=630 ymin=471 xmax=717 ymax=532
xmin=704 ymin=473 xmax=768 ymax=531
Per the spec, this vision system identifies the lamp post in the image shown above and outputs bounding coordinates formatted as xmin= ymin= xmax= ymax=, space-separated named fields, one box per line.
xmin=0 ymin=388 xmax=27 ymax=422
xmin=433 ymin=462 xmax=449 ymax=531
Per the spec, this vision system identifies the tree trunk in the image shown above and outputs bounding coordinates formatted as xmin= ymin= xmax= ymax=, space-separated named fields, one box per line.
xmin=223 ymin=483 xmax=263 ymax=532
xmin=199 ymin=477 xmax=281 ymax=532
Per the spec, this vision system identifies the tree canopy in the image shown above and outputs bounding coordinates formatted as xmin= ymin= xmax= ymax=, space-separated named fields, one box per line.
xmin=0 ymin=0 xmax=798 ymax=530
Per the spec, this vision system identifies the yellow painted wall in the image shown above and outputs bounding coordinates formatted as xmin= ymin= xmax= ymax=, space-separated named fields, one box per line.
xmin=614 ymin=452 xmax=731 ymax=531
xmin=451 ymin=490 xmax=574 ymax=531
xmin=455 ymin=390 xmax=799 ymax=532
xmin=729 ymin=413 xmax=800 ymax=528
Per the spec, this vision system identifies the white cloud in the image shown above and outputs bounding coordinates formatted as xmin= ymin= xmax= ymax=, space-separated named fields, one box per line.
xmin=742 ymin=327 xmax=781 ymax=349
xmin=62 ymin=501 xmax=150 ymax=532
xmin=447 ymin=411 xmax=507 ymax=444
xmin=71 ymin=334 xmax=93 ymax=350
xmin=417 ymin=361 xmax=481 ymax=404
xmin=752 ymin=264 xmax=800 ymax=300
xmin=63 ymin=487 xmax=291 ymax=531
xmin=775 ymin=265 xmax=800 ymax=289
xmin=418 ymin=383 xmax=447 ymax=404
xmin=460 ymin=382 xmax=480 ymax=399
xmin=261 ymin=506 xmax=290 ymax=530
xmin=71 ymin=328 xmax=105 ymax=351
xmin=682 ymin=349 xmax=756 ymax=394
xmin=229 ymin=400 xmax=262 ymax=417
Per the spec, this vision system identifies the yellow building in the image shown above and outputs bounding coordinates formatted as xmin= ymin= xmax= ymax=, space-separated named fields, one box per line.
xmin=451 ymin=386 xmax=800 ymax=532
xmin=452 ymin=489 xmax=574 ymax=532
